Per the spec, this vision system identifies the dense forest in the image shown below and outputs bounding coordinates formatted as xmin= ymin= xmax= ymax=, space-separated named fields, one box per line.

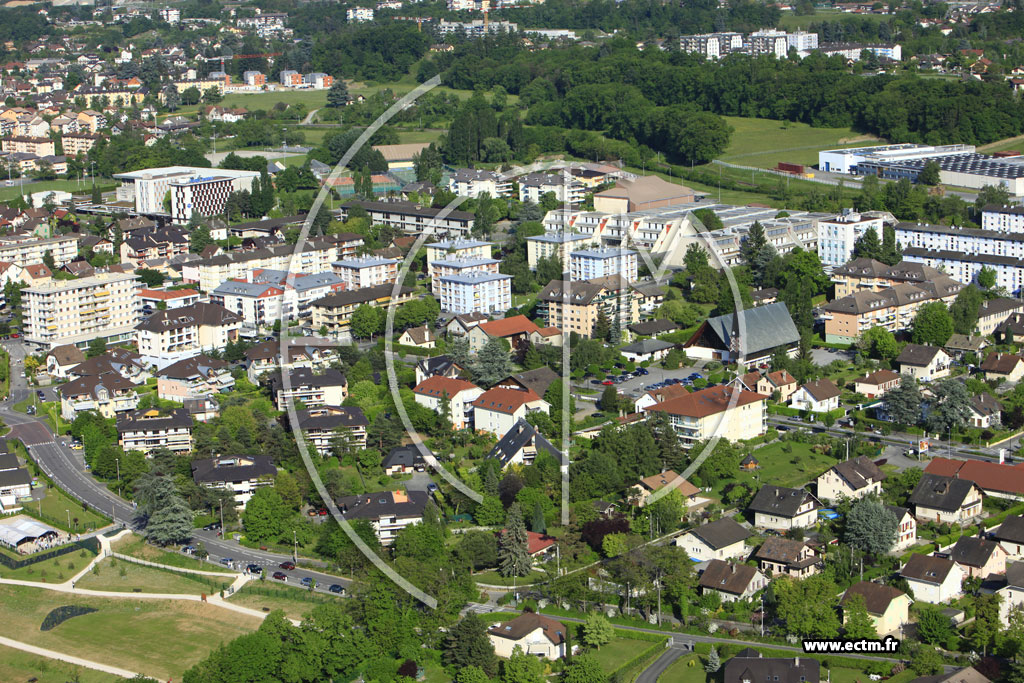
xmin=419 ymin=35 xmax=1024 ymax=145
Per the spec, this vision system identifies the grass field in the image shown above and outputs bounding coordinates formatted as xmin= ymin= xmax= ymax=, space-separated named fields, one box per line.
xmin=0 ymin=644 xmax=122 ymax=683
xmin=227 ymin=580 xmax=334 ymax=621
xmin=0 ymin=583 xmax=261 ymax=680
xmin=777 ymin=9 xmax=892 ymax=30
xmin=978 ymin=133 xmax=1024 ymax=155
xmin=0 ymin=545 xmax=97 ymax=582
xmin=34 ymin=483 xmax=110 ymax=532
xmin=111 ymin=533 xmax=234 ymax=573
xmin=659 ymin=653 xmax=707 ymax=683
xmin=0 ymin=179 xmax=116 ymax=203
xmin=220 ymin=89 xmax=327 ymax=111
xmin=473 ymin=568 xmax=548 ymax=586
xmin=713 ymin=441 xmax=837 ymax=498
xmin=76 ymin=557 xmax=233 ymax=595
xmin=718 ymin=116 xmax=880 ymax=169
xmin=589 ymin=636 xmax=660 ymax=674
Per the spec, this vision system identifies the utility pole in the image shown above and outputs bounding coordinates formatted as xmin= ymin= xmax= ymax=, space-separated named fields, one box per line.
xmin=219 ymin=499 xmax=224 ymax=536
xmin=760 ymin=593 xmax=764 ymax=636
xmin=292 ymin=529 xmax=297 ymax=563
xmin=115 ymin=457 xmax=120 ymax=497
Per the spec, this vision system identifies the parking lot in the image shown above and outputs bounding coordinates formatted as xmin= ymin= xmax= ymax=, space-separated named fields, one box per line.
xmin=574 ymin=362 xmax=712 ymax=404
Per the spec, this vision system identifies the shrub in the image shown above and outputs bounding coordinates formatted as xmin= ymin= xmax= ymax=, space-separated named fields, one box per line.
xmin=40 ymin=605 xmax=97 ymax=631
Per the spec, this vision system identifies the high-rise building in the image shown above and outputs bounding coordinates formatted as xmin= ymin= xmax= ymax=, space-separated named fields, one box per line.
xmin=24 ymin=272 xmax=141 ymax=348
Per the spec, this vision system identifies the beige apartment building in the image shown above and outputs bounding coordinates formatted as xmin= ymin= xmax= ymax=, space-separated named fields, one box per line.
xmin=61 ymin=132 xmax=102 ymax=156
xmin=310 ymin=284 xmax=417 ymax=334
xmin=0 ymin=233 xmax=78 ymax=268
xmin=24 ymin=272 xmax=141 ymax=348
xmin=536 ymin=275 xmax=640 ymax=338
xmin=645 ymin=385 xmax=768 ymax=448
xmin=1 ymin=135 xmax=55 ymax=157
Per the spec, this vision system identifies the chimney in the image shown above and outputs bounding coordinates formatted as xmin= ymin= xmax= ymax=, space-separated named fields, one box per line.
xmin=795 ymin=657 xmax=800 ymax=667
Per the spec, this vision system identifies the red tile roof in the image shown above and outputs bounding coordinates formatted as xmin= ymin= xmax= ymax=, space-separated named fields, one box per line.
xmin=926 ymin=457 xmax=1024 ymax=497
xmin=478 ymin=315 xmax=539 ymax=338
xmin=472 ymin=387 xmax=543 ymax=415
xmin=647 ymin=385 xmax=767 ymax=419
xmin=412 ymin=375 xmax=480 ymax=398
xmin=637 ymin=470 xmax=699 ymax=497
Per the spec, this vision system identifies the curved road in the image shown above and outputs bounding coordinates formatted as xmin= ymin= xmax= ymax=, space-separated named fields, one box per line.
xmin=0 ymin=341 xmax=352 ymax=596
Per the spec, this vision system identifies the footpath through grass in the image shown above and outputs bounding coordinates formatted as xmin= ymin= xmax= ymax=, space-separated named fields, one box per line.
xmin=112 ymin=533 xmax=234 ymax=573
xmin=0 ymin=545 xmax=97 ymax=582
xmin=227 ymin=580 xmax=335 ymax=622
xmin=0 ymin=643 xmax=122 ymax=683
xmin=0 ymin=583 xmax=261 ymax=681
xmin=76 ymin=557 xmax=233 ymax=595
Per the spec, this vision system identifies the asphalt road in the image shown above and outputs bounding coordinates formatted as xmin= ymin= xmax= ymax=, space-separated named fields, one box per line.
xmin=0 ymin=340 xmax=353 ymax=597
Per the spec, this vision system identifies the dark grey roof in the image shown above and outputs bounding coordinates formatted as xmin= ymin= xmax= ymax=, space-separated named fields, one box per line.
xmin=269 ymin=367 xmax=347 ymax=393
xmin=505 ymin=367 xmax=559 ymax=398
xmin=58 ymin=372 xmax=136 ymax=399
xmin=908 ymin=473 xmax=979 ymax=512
xmin=191 ymin=456 xmax=276 ymax=484
xmin=116 ymin=408 xmax=192 ymax=434
xmin=906 ymin=667 xmax=991 ymax=683
xmin=901 ymin=553 xmax=957 ymax=584
xmin=830 ymin=456 xmax=886 ymax=492
xmin=748 ymin=485 xmax=817 ymax=517
xmin=311 ymin=284 xmax=416 ymax=309
xmin=994 ymin=515 xmax=1024 ymax=545
xmin=0 ymin=452 xmax=20 ymax=471
xmin=628 ymin=319 xmax=679 ymax=336
xmin=897 ymin=343 xmax=945 ymax=367
xmin=336 ymin=489 xmax=430 ymax=521
xmin=485 ymin=418 xmax=567 ymax=467
xmin=621 ymin=339 xmax=675 ymax=355
xmin=295 ymin=406 xmax=368 ymax=431
xmin=416 ymin=355 xmax=463 ymax=377
xmin=693 ymin=302 xmax=799 ymax=357
xmin=382 ymin=445 xmax=424 ymax=469
xmin=0 ymin=467 xmax=31 ymax=488
xmin=840 ymin=581 xmax=907 ymax=615
xmin=1006 ymin=561 xmax=1024 ymax=589
xmin=70 ymin=348 xmax=144 ymax=377
xmin=135 ymin=302 xmax=241 ymax=333
xmin=951 ymin=535 xmax=1001 ymax=569
xmin=698 ymin=559 xmax=761 ymax=596
xmin=690 ymin=517 xmax=751 ymax=550
xmin=755 ymin=537 xmax=814 ymax=565
xmin=158 ymin=354 xmax=229 ymax=380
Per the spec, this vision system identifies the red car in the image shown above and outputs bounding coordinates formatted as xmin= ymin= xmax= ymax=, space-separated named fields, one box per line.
xmin=601 ymin=379 xmax=614 ymax=385
xmin=279 ymin=561 xmax=295 ymax=570
xmin=10 ymin=333 xmax=18 ymax=338
xmin=272 ymin=571 xmax=287 ymax=581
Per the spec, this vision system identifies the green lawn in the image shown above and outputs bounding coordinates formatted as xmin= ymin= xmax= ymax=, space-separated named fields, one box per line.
xmin=0 ymin=179 xmax=117 ymax=203
xmin=397 ymin=128 xmax=444 ymax=144
xmin=75 ymin=557 xmax=233 ymax=595
xmin=34 ymin=483 xmax=110 ymax=532
xmin=978 ymin=133 xmax=1024 ymax=154
xmin=589 ymin=636 xmax=661 ymax=674
xmin=778 ymin=9 xmax=891 ymax=30
xmin=0 ymin=583 xmax=261 ymax=681
xmin=0 ymin=643 xmax=122 ymax=683
xmin=473 ymin=568 xmax=548 ymax=586
xmin=0 ymin=545 xmax=97 ymax=582
xmin=830 ymin=668 xmax=918 ymax=683
xmin=718 ymin=116 xmax=880 ymax=169
xmin=111 ymin=533 xmax=234 ymax=573
xmin=219 ymin=89 xmax=327 ymax=111
xmin=227 ymin=580 xmax=334 ymax=622
xmin=716 ymin=441 xmax=837 ymax=498
xmin=659 ymin=653 xmax=708 ymax=683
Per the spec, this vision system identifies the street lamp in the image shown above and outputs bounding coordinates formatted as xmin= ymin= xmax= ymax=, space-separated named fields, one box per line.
xmin=115 ymin=457 xmax=120 ymax=496
xmin=292 ymin=529 xmax=297 ymax=563
xmin=65 ymin=508 xmax=70 ymax=529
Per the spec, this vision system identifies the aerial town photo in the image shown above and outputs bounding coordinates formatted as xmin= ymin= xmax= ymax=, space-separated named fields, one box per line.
xmin=6 ymin=0 xmax=1024 ymax=682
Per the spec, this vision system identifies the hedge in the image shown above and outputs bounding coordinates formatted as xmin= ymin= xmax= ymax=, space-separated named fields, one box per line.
xmin=377 ymin=339 xmax=433 ymax=357
xmin=0 ymin=536 xmax=100 ymax=570
xmin=40 ymin=605 xmax=97 ymax=631
xmin=607 ymin=637 xmax=667 ymax=683
xmin=983 ymin=502 xmax=1024 ymax=529
xmin=899 ymin=543 xmax=937 ymax=564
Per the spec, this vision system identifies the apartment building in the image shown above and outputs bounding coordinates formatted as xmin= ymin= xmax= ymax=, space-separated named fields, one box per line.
xmin=310 ymin=284 xmax=416 ymax=334
xmin=157 ymin=354 xmax=235 ymax=401
xmin=242 ymin=70 xmax=266 ymax=87
xmin=191 ymin=456 xmax=276 ymax=507
xmin=831 ymin=258 xmax=955 ymax=298
xmin=337 ymin=200 xmax=475 ymax=236
xmin=181 ymin=234 xmax=364 ymax=292
xmin=569 ymin=247 xmax=638 ymax=282
xmin=818 ymin=212 xmax=885 ymax=267
xmin=518 ymin=172 xmax=586 ymax=204
xmin=0 ymin=233 xmax=77 ymax=269
xmin=447 ymin=168 xmax=512 ymax=198
xmin=134 ymin=302 xmax=243 ymax=366
xmin=211 ymin=271 xmax=346 ymax=328
xmin=679 ymin=32 xmax=743 ymax=58
xmin=336 ymin=489 xmax=429 ymax=545
xmin=332 ymin=256 xmax=399 ymax=289
xmin=293 ymin=406 xmax=368 ymax=455
xmin=137 ymin=288 xmax=200 ymax=316
xmin=1 ymin=136 xmax=54 ymax=157
xmin=279 ymin=70 xmax=303 ymax=87
xmin=425 ymin=239 xmax=493 ymax=275
xmin=24 ymin=272 xmax=140 ymax=348
xmin=59 ymin=372 xmax=139 ymax=420
xmin=821 ymin=281 xmax=963 ymax=344
xmin=526 ymin=232 xmax=597 ymax=270
xmin=902 ymin=248 xmax=1024 ymax=297
xmin=413 ymin=376 xmax=483 ymax=430
xmin=243 ymin=337 xmax=338 ymax=383
xmin=982 ymin=204 xmax=1024 ymax=232
xmin=429 ymin=257 xmax=500 ymax=293
xmin=113 ymin=166 xmax=259 ymax=217
xmin=168 ymin=175 xmax=234 ymax=223
xmin=269 ymin=367 xmax=348 ymax=410
xmin=646 ymin=385 xmax=768 ymax=449
xmin=116 ymin=407 xmax=193 ymax=454
xmin=747 ymin=29 xmax=790 ymax=57
xmin=61 ymin=132 xmax=102 ymax=156
xmin=119 ymin=227 xmax=190 ymax=265
xmin=536 ymin=276 xmax=640 ymax=338
xmin=437 ymin=271 xmax=512 ymax=315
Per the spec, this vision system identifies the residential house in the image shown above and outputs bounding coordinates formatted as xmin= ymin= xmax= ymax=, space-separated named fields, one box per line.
xmin=992 ymin=515 xmax=1024 ymax=559
xmin=889 ymin=505 xmax=918 ymax=552
xmin=981 ymin=352 xmax=1024 ymax=382
xmin=722 ymin=650 xmax=820 ymax=683
xmin=68 ymin=348 xmax=148 ymax=384
xmin=398 ymin=325 xmax=435 ymax=349
xmin=0 ymin=450 xmax=31 ymax=513
xmin=413 ymin=376 xmax=483 ymax=430
xmin=191 ymin=455 xmax=276 ymax=507
xmin=619 ymin=339 xmax=674 ymax=364
xmin=908 ymin=473 xmax=983 ymax=523
xmin=335 ymin=489 xmax=429 ymax=545
xmin=969 ymin=393 xmax=1002 ymax=429
xmin=495 ymin=368 xmax=560 ymax=400
xmin=789 ymin=378 xmax=842 ymax=413
xmin=536 ymin=276 xmax=639 ymax=340
xmin=755 ymin=537 xmax=821 ymax=579
xmin=382 ymin=445 xmax=425 ymax=475
xmin=156 ymin=355 xmax=234 ymax=401
xmin=816 ymin=456 xmax=885 ymax=502
xmin=853 ymin=369 xmax=901 ymax=398
xmin=944 ymin=334 xmax=989 ymax=361
xmin=748 ymin=485 xmax=819 ymax=530
xmin=841 ymin=581 xmax=911 ymax=636
xmin=445 ymin=312 xmax=489 ymax=337
xmin=999 ymin=562 xmax=1024 ymax=627
xmin=900 ymin=554 xmax=964 ymax=604
xmin=950 ymin=535 xmax=1008 ymax=578
xmin=487 ymin=612 xmax=567 ymax=660
xmin=485 ymin=418 xmax=565 ymax=470
xmin=645 ymin=385 xmax=768 ymax=448
xmin=243 ymin=337 xmax=338 ymax=383
xmin=683 ymin=302 xmax=800 ymax=367
xmin=925 ymin=457 xmax=1024 ymax=502
xmin=675 ymin=517 xmax=751 ymax=562
xmin=116 ymin=408 xmax=193 ymax=454
xmin=698 ymin=559 xmax=768 ymax=603
xmin=134 ymin=302 xmax=242 ymax=367
xmin=628 ymin=319 xmax=679 ymax=337
xmin=414 ymin=355 xmax=467 ymax=385
xmin=467 ymin=315 xmax=540 ymax=353
xmin=977 ymin=297 xmax=1024 ymax=335
xmin=756 ymin=370 xmax=798 ymax=402
xmin=630 ymin=470 xmax=700 ymax=510
xmin=896 ymin=344 xmax=952 ymax=382
xmin=58 ymin=372 xmax=138 ymax=420
xmin=269 ymin=368 xmax=348 ymax=410
xmin=471 ymin=387 xmax=549 ymax=437
xmin=634 ymin=383 xmax=691 ymax=413
xmin=44 ymin=344 xmax=84 ymax=379
xmin=293 ymin=406 xmax=368 ymax=455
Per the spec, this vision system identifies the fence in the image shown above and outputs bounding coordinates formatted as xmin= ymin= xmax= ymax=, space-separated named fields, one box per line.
xmin=234 ymin=582 xmax=333 ymax=604
xmin=108 ymin=553 xmax=233 ymax=592
xmin=0 ymin=535 xmax=99 ymax=570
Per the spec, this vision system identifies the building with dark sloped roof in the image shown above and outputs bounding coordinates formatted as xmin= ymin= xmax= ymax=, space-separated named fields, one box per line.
xmin=698 ymin=559 xmax=768 ymax=602
xmin=335 ymin=489 xmax=430 ymax=545
xmin=908 ymin=473 xmax=983 ymax=524
xmin=116 ymin=407 xmax=193 ymax=453
xmin=722 ymin=648 xmax=820 ymax=683
xmin=950 ymin=535 xmax=1008 ymax=578
xmin=684 ymin=302 xmax=799 ymax=367
xmin=191 ymin=455 xmax=277 ymax=507
xmin=675 ymin=517 xmax=751 ymax=562
xmin=748 ymin=485 xmax=819 ymax=531
xmin=292 ymin=405 xmax=368 ymax=454
xmin=485 ymin=419 xmax=566 ymax=470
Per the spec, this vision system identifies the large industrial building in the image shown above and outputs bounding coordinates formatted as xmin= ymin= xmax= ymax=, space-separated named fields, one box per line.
xmin=818 ymin=144 xmax=976 ymax=175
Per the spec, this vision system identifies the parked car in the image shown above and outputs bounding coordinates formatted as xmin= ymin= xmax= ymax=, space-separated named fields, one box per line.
xmin=272 ymin=571 xmax=287 ymax=581
xmin=637 ymin=368 xmax=649 ymax=375
xmin=601 ymin=379 xmax=614 ymax=385
xmin=328 ymin=584 xmax=345 ymax=594
xmin=279 ymin=561 xmax=295 ymax=570
xmin=203 ymin=522 xmax=221 ymax=531
xmin=427 ymin=483 xmax=438 ymax=492
xmin=181 ymin=545 xmax=196 ymax=555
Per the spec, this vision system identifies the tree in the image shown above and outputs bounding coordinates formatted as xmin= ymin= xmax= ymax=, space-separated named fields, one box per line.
xmin=86 ymin=337 xmax=107 ymax=358
xmin=459 ymin=667 xmax=493 ymax=683
xmin=599 ymin=385 xmax=620 ymax=413
xmin=911 ymin=301 xmax=954 ymax=346
xmin=918 ymin=160 xmax=941 ymax=186
xmin=474 ymin=337 xmax=514 ymax=387
xmin=443 ymin=614 xmax=498 ymax=677
xmin=972 ymin=593 xmax=1002 ymax=656
xmin=592 ymin=309 xmax=611 ymax=341
xmin=144 ymin=492 xmax=193 ymax=545
xmin=858 ymin=326 xmax=899 ymax=361
xmin=844 ymin=498 xmax=898 ymax=555
xmin=135 ymin=268 xmax=165 ymax=287
xmin=740 ymin=221 xmax=768 ymax=267
xmin=582 ymin=614 xmax=613 ymax=650
xmin=531 ymin=500 xmax=546 ymax=534
xmin=841 ymin=594 xmax=878 ymax=639
xmin=562 ymin=654 xmax=607 ymax=683
xmin=350 ymin=304 xmax=380 ymax=339
xmin=977 ymin=265 xmax=997 ymax=290
xmin=326 ymin=80 xmax=351 ymax=108
xmin=474 ymin=495 xmax=505 ymax=526
xmin=772 ymin=574 xmax=842 ymax=638
xmin=885 ymin=375 xmax=922 ymax=425
xmin=975 ymin=184 xmax=1012 ymax=212
xmin=950 ymin=285 xmax=983 ymax=335
xmin=910 ymin=644 xmax=944 ymax=676
xmin=705 ymin=646 xmax=721 ymax=673
xmin=926 ymin=377 xmax=972 ymax=434
xmin=916 ymin=604 xmax=956 ymax=647
xmin=852 ymin=227 xmax=882 ymax=260
xmin=242 ymin=487 xmax=288 ymax=543
xmin=498 ymin=503 xmax=530 ymax=577
xmin=503 ymin=645 xmax=544 ymax=683
xmin=190 ymin=224 xmax=215 ymax=254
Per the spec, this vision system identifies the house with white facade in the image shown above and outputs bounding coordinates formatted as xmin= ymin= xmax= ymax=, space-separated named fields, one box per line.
xmin=900 ymin=554 xmax=964 ymax=604
xmin=191 ymin=455 xmax=276 ymax=507
xmin=413 ymin=375 xmax=483 ymax=430
xmin=816 ymin=456 xmax=886 ymax=502
xmin=471 ymin=387 xmax=549 ymax=438
xmin=748 ymin=485 xmax=819 ymax=530
xmin=335 ymin=489 xmax=429 ymax=545
xmin=487 ymin=612 xmax=567 ymax=660
xmin=789 ymin=378 xmax=842 ymax=413
xmin=675 ymin=517 xmax=751 ymax=562
xmin=698 ymin=559 xmax=768 ymax=603
xmin=134 ymin=302 xmax=242 ymax=368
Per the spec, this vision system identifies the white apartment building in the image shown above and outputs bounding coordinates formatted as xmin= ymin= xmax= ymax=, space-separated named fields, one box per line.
xmin=270 ymin=368 xmax=348 ymax=410
xmin=0 ymin=233 xmax=78 ymax=269
xmin=116 ymin=407 xmax=193 ymax=454
xmin=191 ymin=456 xmax=276 ymax=507
xmin=347 ymin=7 xmax=374 ymax=22
xmin=788 ymin=31 xmax=818 ymax=51
xmin=437 ymin=271 xmax=512 ymax=315
xmin=447 ymin=168 xmax=512 ymax=198
xmin=332 ymin=256 xmax=399 ymax=289
xmin=896 ymin=221 xmax=1024 ymax=258
xmin=902 ymin=247 xmax=1024 ymax=296
xmin=113 ymin=166 xmax=259 ymax=216
xmin=211 ymin=270 xmax=345 ymax=328
xmin=430 ymin=257 xmax=500 ymax=293
xmin=425 ymin=239 xmax=493 ymax=275
xmin=982 ymin=205 xmax=1024 ymax=233
xmin=526 ymin=231 xmax=597 ymax=270
xmin=679 ymin=32 xmax=743 ymax=58
xmin=818 ymin=212 xmax=885 ymax=266
xmin=134 ymin=302 xmax=243 ymax=367
xmin=24 ymin=272 xmax=141 ymax=348
xmin=137 ymin=288 xmax=201 ymax=316
xmin=747 ymin=30 xmax=790 ymax=57
xmin=518 ymin=172 xmax=587 ymax=204
xmin=569 ymin=247 xmax=638 ymax=282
